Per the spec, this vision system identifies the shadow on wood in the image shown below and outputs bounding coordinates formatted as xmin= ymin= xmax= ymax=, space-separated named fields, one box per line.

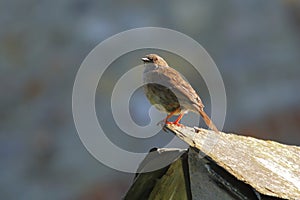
xmin=124 ymin=125 xmax=300 ymax=200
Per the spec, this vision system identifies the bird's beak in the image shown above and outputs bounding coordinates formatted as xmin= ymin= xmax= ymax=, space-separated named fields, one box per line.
xmin=141 ymin=57 xmax=150 ymax=63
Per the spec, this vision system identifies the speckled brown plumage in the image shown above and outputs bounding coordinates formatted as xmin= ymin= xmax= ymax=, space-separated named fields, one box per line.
xmin=142 ymin=54 xmax=219 ymax=133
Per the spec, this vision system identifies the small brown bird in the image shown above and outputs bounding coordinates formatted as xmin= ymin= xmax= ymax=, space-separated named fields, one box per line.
xmin=142 ymin=54 xmax=219 ymax=133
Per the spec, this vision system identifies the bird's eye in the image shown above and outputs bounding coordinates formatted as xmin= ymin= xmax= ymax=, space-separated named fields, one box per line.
xmin=142 ymin=57 xmax=152 ymax=62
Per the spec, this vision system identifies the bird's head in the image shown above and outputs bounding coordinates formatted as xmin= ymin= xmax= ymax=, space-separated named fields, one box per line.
xmin=141 ymin=54 xmax=168 ymax=67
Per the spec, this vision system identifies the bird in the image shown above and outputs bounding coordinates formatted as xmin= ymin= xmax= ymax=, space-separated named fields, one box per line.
xmin=142 ymin=54 xmax=219 ymax=133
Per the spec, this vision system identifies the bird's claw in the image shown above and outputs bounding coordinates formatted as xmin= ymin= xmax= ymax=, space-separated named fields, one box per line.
xmin=157 ymin=120 xmax=185 ymax=133
xmin=166 ymin=121 xmax=185 ymax=128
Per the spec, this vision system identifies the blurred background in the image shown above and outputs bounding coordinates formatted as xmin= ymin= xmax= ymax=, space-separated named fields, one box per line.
xmin=1 ymin=0 xmax=300 ymax=199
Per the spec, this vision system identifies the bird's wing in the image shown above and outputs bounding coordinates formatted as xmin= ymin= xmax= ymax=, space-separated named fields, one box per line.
xmin=157 ymin=66 xmax=204 ymax=110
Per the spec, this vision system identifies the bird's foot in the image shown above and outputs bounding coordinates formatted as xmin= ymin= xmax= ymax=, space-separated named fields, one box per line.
xmin=166 ymin=121 xmax=185 ymax=127
xmin=156 ymin=120 xmax=184 ymax=132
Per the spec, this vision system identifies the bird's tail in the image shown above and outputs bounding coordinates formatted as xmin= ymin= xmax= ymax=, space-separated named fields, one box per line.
xmin=199 ymin=109 xmax=220 ymax=134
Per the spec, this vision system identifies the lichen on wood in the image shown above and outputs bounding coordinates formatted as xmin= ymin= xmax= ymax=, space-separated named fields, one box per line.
xmin=165 ymin=124 xmax=300 ymax=200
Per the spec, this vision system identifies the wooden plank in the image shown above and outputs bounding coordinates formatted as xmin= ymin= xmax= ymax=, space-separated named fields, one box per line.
xmin=165 ymin=124 xmax=300 ymax=200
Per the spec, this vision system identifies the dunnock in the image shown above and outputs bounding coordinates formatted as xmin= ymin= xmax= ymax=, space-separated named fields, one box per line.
xmin=142 ymin=54 xmax=219 ymax=133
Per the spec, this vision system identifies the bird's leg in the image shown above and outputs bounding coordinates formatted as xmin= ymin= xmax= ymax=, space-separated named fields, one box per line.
xmin=172 ymin=114 xmax=184 ymax=125
xmin=166 ymin=114 xmax=184 ymax=127
xmin=165 ymin=111 xmax=184 ymax=127
xmin=164 ymin=112 xmax=175 ymax=124
xmin=157 ymin=111 xmax=175 ymax=126
xmin=157 ymin=110 xmax=185 ymax=128
xmin=157 ymin=110 xmax=177 ymax=127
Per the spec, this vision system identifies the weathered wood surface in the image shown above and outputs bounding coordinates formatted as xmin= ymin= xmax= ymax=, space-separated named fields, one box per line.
xmin=125 ymin=147 xmax=282 ymax=200
xmin=165 ymin=124 xmax=300 ymax=200
xmin=187 ymin=149 xmax=247 ymax=199
xmin=124 ymin=148 xmax=190 ymax=200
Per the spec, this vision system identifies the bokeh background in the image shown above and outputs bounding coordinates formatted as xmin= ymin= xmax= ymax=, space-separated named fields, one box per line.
xmin=1 ymin=0 xmax=300 ymax=199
